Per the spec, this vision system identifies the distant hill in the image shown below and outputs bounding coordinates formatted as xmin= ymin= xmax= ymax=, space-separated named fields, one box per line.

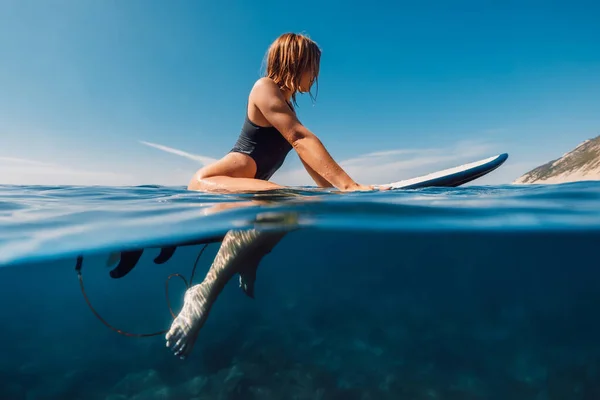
xmin=514 ymin=135 xmax=600 ymax=184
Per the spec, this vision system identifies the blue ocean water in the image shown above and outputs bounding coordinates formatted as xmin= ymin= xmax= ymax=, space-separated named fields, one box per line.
xmin=1 ymin=182 xmax=600 ymax=399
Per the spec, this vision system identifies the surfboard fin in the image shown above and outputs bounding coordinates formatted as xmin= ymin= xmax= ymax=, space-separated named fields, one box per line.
xmin=109 ymin=250 xmax=143 ymax=279
xmin=154 ymin=246 xmax=177 ymax=264
xmin=239 ymin=267 xmax=257 ymax=299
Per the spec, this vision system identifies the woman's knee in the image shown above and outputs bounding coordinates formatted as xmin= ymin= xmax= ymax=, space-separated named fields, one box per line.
xmin=188 ymin=168 xmax=213 ymax=190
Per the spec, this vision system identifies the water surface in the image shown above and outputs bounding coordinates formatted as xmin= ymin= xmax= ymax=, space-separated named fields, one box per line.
xmin=1 ymin=182 xmax=599 ymax=399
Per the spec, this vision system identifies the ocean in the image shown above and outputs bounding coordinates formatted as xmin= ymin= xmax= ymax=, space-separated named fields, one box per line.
xmin=1 ymin=182 xmax=599 ymax=399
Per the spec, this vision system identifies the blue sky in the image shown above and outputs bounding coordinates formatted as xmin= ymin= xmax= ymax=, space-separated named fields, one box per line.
xmin=1 ymin=1 xmax=598 ymax=186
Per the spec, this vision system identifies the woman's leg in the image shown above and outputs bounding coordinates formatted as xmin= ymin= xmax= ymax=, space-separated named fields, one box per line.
xmin=189 ymin=175 xmax=286 ymax=193
xmin=187 ymin=153 xmax=288 ymax=193
xmin=165 ymin=227 xmax=289 ymax=358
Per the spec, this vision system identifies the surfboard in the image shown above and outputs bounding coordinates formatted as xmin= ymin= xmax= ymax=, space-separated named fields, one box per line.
xmin=380 ymin=153 xmax=508 ymax=190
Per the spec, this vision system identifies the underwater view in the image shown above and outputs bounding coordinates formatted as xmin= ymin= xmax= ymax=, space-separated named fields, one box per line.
xmin=1 ymin=182 xmax=600 ymax=399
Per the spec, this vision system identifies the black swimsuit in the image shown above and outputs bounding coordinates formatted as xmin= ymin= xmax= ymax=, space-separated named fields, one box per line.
xmin=229 ymin=104 xmax=294 ymax=181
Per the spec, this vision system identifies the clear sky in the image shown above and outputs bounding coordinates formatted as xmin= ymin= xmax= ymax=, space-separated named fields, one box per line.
xmin=1 ymin=1 xmax=598 ymax=187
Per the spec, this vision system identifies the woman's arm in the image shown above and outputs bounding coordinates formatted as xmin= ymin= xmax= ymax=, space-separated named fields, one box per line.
xmin=251 ymin=78 xmax=370 ymax=192
xmin=301 ymin=158 xmax=333 ymax=188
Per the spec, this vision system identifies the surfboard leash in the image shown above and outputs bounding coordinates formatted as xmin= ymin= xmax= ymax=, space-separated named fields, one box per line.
xmin=74 ymin=244 xmax=208 ymax=338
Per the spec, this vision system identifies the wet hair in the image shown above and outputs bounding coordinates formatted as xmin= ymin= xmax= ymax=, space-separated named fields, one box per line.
xmin=263 ymin=32 xmax=321 ymax=106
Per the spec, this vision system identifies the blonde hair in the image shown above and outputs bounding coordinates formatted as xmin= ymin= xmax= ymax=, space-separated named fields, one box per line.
xmin=263 ymin=32 xmax=321 ymax=106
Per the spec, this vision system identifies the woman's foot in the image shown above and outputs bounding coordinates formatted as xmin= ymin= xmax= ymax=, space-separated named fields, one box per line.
xmin=165 ymin=282 xmax=213 ymax=359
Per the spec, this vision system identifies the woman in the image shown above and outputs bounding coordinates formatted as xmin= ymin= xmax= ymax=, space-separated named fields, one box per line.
xmin=166 ymin=33 xmax=383 ymax=359
xmin=188 ymin=32 xmax=382 ymax=193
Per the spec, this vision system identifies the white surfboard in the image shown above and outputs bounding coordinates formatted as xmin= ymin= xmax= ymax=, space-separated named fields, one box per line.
xmin=380 ymin=153 xmax=508 ymax=190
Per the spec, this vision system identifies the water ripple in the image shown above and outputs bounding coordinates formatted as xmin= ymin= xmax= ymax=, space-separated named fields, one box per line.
xmin=1 ymin=182 xmax=600 ymax=266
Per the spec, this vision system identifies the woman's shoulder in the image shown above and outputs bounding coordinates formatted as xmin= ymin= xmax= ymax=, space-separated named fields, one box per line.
xmin=251 ymin=77 xmax=279 ymax=93
xmin=249 ymin=77 xmax=285 ymax=105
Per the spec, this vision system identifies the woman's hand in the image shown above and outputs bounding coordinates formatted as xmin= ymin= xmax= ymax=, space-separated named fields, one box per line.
xmin=341 ymin=183 xmax=390 ymax=192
